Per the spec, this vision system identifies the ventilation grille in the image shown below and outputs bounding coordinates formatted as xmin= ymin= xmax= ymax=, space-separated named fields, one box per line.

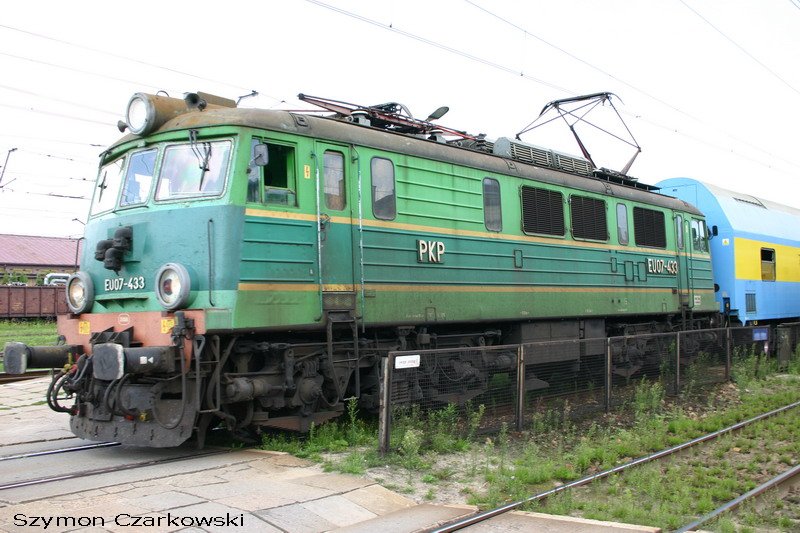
xmin=493 ymin=137 xmax=592 ymax=176
xmin=571 ymin=196 xmax=607 ymax=241
xmin=323 ymin=292 xmax=356 ymax=310
xmin=734 ymin=196 xmax=766 ymax=209
xmin=522 ymin=186 xmax=565 ymax=236
xmin=633 ymin=207 xmax=666 ymax=248
xmin=745 ymin=293 xmax=757 ymax=313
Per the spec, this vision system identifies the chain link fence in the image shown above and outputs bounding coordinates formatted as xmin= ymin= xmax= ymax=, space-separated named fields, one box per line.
xmin=379 ymin=325 xmax=781 ymax=453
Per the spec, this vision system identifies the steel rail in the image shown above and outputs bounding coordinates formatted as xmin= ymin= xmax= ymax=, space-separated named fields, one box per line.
xmin=0 ymin=441 xmax=121 ymax=462
xmin=432 ymin=399 xmax=800 ymax=533
xmin=0 ymin=370 xmax=51 ymax=385
xmin=0 ymin=448 xmax=229 ymax=491
xmin=675 ymin=463 xmax=800 ymax=532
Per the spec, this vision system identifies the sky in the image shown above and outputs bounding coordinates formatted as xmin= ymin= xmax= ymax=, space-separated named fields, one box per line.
xmin=1 ymin=0 xmax=799 ymax=238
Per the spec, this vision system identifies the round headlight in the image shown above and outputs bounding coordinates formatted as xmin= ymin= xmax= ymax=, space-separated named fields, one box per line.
xmin=154 ymin=263 xmax=191 ymax=310
xmin=66 ymin=271 xmax=94 ymax=314
xmin=125 ymin=93 xmax=155 ymax=135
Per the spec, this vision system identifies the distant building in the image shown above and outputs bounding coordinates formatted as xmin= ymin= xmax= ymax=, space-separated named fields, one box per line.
xmin=0 ymin=234 xmax=82 ymax=286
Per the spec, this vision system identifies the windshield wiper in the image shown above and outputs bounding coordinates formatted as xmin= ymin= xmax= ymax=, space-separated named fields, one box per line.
xmin=189 ymin=129 xmax=212 ymax=190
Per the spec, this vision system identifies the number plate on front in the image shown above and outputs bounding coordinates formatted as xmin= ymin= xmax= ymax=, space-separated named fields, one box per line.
xmin=104 ymin=276 xmax=146 ymax=291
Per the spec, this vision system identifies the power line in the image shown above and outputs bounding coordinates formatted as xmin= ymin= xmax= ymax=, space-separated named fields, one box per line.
xmin=463 ymin=0 xmax=800 ymax=174
xmin=678 ymin=0 xmax=800 ymax=96
xmin=0 ymin=24 xmax=283 ymax=102
xmin=462 ymin=0 xmax=693 ymax=120
xmin=0 ymin=133 xmax=105 ymax=148
xmin=0 ymin=83 xmax=118 ymax=116
xmin=16 ymin=148 xmax=97 ymax=165
xmin=306 ymin=0 xmax=800 ymax=177
xmin=0 ymin=50 xmax=163 ymax=91
xmin=0 ymin=103 xmax=111 ymax=127
xmin=305 ymin=0 xmax=572 ymax=94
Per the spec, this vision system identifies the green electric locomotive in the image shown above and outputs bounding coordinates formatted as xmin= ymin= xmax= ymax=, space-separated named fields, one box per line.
xmin=3 ymin=91 xmax=716 ymax=446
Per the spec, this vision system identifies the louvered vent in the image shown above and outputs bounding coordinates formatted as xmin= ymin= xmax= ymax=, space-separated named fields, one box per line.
xmin=493 ymin=137 xmax=592 ymax=176
xmin=571 ymin=196 xmax=607 ymax=241
xmin=633 ymin=207 xmax=666 ymax=248
xmin=745 ymin=293 xmax=757 ymax=313
xmin=521 ymin=186 xmax=565 ymax=236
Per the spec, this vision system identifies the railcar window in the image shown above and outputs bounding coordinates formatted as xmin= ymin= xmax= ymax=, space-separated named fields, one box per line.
xmin=250 ymin=140 xmax=297 ymax=206
xmin=120 ymin=149 xmax=157 ymax=207
xmin=324 ymin=151 xmax=346 ymax=210
xmin=616 ymin=203 xmax=629 ymax=245
xmin=483 ymin=178 xmax=502 ymax=231
xmin=676 ymin=215 xmax=684 ymax=250
xmin=691 ymin=219 xmax=708 ymax=252
xmin=155 ymin=140 xmax=231 ymax=200
xmin=371 ymin=157 xmax=396 ymax=220
xmin=90 ymin=157 xmax=125 ymax=215
xmin=633 ymin=207 xmax=666 ymax=248
xmin=521 ymin=186 xmax=564 ymax=236
xmin=570 ymin=195 xmax=606 ymax=240
xmin=761 ymin=248 xmax=776 ymax=281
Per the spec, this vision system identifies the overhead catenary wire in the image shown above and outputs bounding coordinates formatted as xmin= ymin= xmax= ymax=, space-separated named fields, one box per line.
xmin=306 ymin=0 xmax=800 ymax=178
xmin=463 ymin=0 xmax=800 ymax=174
xmin=678 ymin=0 xmax=800 ymax=97
xmin=0 ymin=24 xmax=280 ymax=102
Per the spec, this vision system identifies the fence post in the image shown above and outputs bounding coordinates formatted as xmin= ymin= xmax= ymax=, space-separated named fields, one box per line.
xmin=605 ymin=337 xmax=612 ymax=412
xmin=675 ymin=331 xmax=681 ymax=394
xmin=515 ymin=343 xmax=525 ymax=431
xmin=378 ymin=354 xmax=392 ymax=455
xmin=725 ymin=327 xmax=732 ymax=380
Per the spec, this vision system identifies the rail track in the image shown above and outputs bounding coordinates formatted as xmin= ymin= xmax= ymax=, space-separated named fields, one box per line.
xmin=432 ymin=399 xmax=800 ymax=532
xmin=0 ymin=369 xmax=51 ymax=385
xmin=0 ymin=447 xmax=230 ymax=491
xmin=0 ymin=441 xmax=121 ymax=462
xmin=675 ymin=463 xmax=800 ymax=531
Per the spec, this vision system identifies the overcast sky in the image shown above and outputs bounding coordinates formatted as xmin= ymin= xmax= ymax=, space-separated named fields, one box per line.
xmin=2 ymin=0 xmax=799 ymax=238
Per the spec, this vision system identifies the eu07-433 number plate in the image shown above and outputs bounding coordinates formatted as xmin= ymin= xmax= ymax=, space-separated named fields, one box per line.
xmin=104 ymin=276 xmax=146 ymax=291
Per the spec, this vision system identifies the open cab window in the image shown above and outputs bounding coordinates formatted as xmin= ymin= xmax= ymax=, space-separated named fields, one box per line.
xmin=248 ymin=139 xmax=297 ymax=206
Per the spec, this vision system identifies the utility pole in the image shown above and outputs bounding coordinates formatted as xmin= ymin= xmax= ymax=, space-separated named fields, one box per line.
xmin=0 ymin=147 xmax=18 ymax=188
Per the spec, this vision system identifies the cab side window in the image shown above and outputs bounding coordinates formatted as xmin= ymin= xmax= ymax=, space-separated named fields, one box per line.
xmin=691 ymin=219 xmax=708 ymax=252
xmin=249 ymin=139 xmax=297 ymax=206
xmin=371 ymin=157 xmax=396 ymax=220
xmin=324 ymin=150 xmax=346 ymax=210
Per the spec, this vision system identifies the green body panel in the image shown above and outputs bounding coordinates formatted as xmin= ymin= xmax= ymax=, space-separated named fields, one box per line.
xmin=81 ymin=112 xmax=716 ymax=334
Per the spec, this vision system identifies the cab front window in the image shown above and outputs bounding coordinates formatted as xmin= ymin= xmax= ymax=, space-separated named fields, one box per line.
xmin=155 ymin=140 xmax=231 ymax=201
xmin=90 ymin=157 xmax=125 ymax=215
xmin=120 ymin=149 xmax=157 ymax=206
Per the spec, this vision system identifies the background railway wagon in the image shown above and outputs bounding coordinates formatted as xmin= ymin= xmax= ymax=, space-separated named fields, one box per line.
xmin=658 ymin=178 xmax=800 ymax=325
xmin=0 ymin=285 xmax=68 ymax=318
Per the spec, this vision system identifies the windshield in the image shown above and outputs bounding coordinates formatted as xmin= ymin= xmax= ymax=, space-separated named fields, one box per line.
xmin=90 ymin=157 xmax=125 ymax=215
xmin=155 ymin=140 xmax=231 ymax=201
xmin=120 ymin=149 xmax=157 ymax=206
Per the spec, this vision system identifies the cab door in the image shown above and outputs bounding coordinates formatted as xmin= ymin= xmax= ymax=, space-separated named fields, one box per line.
xmin=674 ymin=214 xmax=692 ymax=308
xmin=315 ymin=142 xmax=357 ymax=314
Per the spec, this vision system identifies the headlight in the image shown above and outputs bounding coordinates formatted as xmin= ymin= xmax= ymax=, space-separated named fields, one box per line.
xmin=123 ymin=93 xmax=188 ymax=136
xmin=125 ymin=93 xmax=155 ymax=135
xmin=66 ymin=272 xmax=94 ymax=314
xmin=154 ymin=263 xmax=191 ymax=310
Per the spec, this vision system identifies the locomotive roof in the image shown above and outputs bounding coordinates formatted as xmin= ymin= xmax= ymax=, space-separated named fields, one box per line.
xmin=111 ymin=106 xmax=703 ymax=216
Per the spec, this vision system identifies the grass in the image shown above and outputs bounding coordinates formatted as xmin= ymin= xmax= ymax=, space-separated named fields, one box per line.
xmin=254 ymin=346 xmax=800 ymax=530
xmin=0 ymin=319 xmax=59 ymax=347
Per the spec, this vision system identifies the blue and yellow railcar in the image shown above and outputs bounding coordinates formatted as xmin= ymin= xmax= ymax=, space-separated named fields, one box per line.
xmin=658 ymin=177 xmax=800 ymax=325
